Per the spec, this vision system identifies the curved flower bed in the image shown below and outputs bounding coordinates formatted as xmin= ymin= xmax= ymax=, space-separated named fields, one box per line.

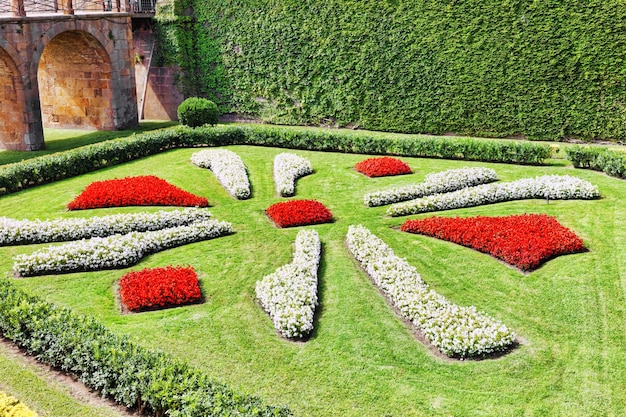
xmin=274 ymin=153 xmax=313 ymax=197
xmin=355 ymin=157 xmax=412 ymax=177
xmin=387 ymin=175 xmax=600 ymax=216
xmin=67 ymin=175 xmax=208 ymax=210
xmin=346 ymin=225 xmax=516 ymax=358
xmin=119 ymin=266 xmax=202 ymax=312
xmin=266 ymin=200 xmax=333 ymax=228
xmin=0 ymin=208 xmax=212 ymax=246
xmin=401 ymin=214 xmax=586 ymax=271
xmin=191 ymin=149 xmax=251 ymax=199
xmin=364 ymin=167 xmax=498 ymax=207
xmin=256 ymin=229 xmax=321 ymax=339
xmin=13 ymin=220 xmax=233 ymax=277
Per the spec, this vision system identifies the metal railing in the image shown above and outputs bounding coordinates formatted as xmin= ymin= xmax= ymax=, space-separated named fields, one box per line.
xmin=1 ymin=0 xmax=156 ymax=15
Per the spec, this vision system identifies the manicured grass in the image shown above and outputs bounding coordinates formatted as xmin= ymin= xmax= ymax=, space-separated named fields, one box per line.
xmin=0 ymin=142 xmax=625 ymax=416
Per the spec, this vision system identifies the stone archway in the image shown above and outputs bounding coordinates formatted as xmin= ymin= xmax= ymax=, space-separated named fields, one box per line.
xmin=0 ymin=47 xmax=28 ymax=150
xmin=37 ymin=30 xmax=115 ymax=130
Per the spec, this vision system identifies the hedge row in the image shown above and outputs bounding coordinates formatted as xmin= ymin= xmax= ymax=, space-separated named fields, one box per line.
xmin=0 ymin=125 xmax=552 ymax=196
xmin=0 ymin=279 xmax=291 ymax=417
xmin=565 ymin=146 xmax=626 ymax=179
xmin=0 ymin=391 xmax=38 ymax=417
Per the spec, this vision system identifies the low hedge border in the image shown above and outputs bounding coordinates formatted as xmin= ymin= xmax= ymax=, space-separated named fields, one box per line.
xmin=565 ymin=146 xmax=626 ymax=179
xmin=0 ymin=279 xmax=292 ymax=417
xmin=0 ymin=125 xmax=553 ymax=197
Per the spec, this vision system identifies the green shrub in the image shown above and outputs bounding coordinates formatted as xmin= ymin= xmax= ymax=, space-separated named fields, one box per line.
xmin=0 ymin=279 xmax=292 ymax=417
xmin=565 ymin=146 xmax=626 ymax=178
xmin=177 ymin=97 xmax=220 ymax=127
xmin=0 ymin=125 xmax=553 ymax=197
xmin=0 ymin=392 xmax=38 ymax=417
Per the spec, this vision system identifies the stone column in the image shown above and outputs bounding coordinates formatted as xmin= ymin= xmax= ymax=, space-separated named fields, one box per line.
xmin=12 ymin=0 xmax=25 ymax=17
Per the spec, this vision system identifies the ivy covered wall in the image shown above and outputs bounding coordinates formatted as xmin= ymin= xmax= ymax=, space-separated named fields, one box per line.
xmin=160 ymin=0 xmax=626 ymax=141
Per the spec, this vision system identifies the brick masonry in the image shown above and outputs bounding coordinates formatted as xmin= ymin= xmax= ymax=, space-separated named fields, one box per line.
xmin=0 ymin=14 xmax=139 ymax=150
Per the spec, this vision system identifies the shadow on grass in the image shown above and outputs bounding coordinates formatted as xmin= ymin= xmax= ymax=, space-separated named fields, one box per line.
xmin=0 ymin=121 xmax=178 ymax=166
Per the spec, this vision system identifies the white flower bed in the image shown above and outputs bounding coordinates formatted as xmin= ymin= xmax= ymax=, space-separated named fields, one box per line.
xmin=364 ymin=167 xmax=498 ymax=207
xmin=13 ymin=220 xmax=233 ymax=277
xmin=0 ymin=208 xmax=212 ymax=246
xmin=255 ymin=229 xmax=321 ymax=339
xmin=346 ymin=225 xmax=516 ymax=358
xmin=387 ymin=175 xmax=600 ymax=216
xmin=273 ymin=153 xmax=313 ymax=197
xmin=191 ymin=149 xmax=251 ymax=199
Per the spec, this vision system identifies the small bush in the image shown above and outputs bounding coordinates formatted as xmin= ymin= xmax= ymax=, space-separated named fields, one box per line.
xmin=177 ymin=97 xmax=219 ymax=127
xmin=0 ymin=391 xmax=38 ymax=417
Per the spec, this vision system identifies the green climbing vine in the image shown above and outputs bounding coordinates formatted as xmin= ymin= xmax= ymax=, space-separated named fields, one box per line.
xmin=158 ymin=0 xmax=626 ymax=142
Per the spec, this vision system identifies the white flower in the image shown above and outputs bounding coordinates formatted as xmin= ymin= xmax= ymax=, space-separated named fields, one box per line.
xmin=364 ymin=167 xmax=498 ymax=207
xmin=346 ymin=225 xmax=516 ymax=358
xmin=255 ymin=229 xmax=321 ymax=339
xmin=191 ymin=149 xmax=251 ymax=199
xmin=13 ymin=220 xmax=233 ymax=277
xmin=273 ymin=153 xmax=313 ymax=197
xmin=387 ymin=175 xmax=600 ymax=216
xmin=0 ymin=208 xmax=212 ymax=246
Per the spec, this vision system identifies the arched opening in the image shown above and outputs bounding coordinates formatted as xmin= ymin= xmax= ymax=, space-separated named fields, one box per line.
xmin=38 ymin=30 xmax=114 ymax=130
xmin=0 ymin=48 xmax=27 ymax=150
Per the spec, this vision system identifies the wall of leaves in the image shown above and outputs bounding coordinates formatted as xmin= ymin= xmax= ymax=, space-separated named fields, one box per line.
xmin=157 ymin=0 xmax=626 ymax=141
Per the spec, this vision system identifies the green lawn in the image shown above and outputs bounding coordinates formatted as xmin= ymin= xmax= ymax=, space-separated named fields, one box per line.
xmin=1 ymin=130 xmax=625 ymax=416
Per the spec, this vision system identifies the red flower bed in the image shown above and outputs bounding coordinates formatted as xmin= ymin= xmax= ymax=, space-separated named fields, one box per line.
xmin=67 ymin=175 xmax=208 ymax=210
xmin=401 ymin=214 xmax=585 ymax=271
xmin=119 ymin=266 xmax=202 ymax=311
xmin=266 ymin=199 xmax=333 ymax=228
xmin=355 ymin=157 xmax=412 ymax=177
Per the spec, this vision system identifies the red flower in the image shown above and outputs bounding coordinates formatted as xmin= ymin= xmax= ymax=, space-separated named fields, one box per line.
xmin=401 ymin=214 xmax=585 ymax=271
xmin=266 ymin=199 xmax=333 ymax=228
xmin=119 ymin=266 xmax=202 ymax=311
xmin=355 ymin=157 xmax=412 ymax=177
xmin=67 ymin=175 xmax=208 ymax=210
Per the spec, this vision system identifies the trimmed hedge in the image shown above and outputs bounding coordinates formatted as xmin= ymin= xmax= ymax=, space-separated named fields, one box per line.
xmin=178 ymin=97 xmax=220 ymax=127
xmin=0 ymin=279 xmax=292 ymax=417
xmin=0 ymin=392 xmax=38 ymax=417
xmin=565 ymin=146 xmax=626 ymax=179
xmin=161 ymin=0 xmax=626 ymax=141
xmin=0 ymin=125 xmax=552 ymax=197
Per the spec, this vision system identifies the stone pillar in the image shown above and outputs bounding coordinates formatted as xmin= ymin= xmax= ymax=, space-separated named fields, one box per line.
xmin=62 ymin=0 xmax=74 ymax=15
xmin=12 ymin=0 xmax=25 ymax=17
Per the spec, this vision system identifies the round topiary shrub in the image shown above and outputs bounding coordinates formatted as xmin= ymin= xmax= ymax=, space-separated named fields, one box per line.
xmin=177 ymin=97 xmax=219 ymax=127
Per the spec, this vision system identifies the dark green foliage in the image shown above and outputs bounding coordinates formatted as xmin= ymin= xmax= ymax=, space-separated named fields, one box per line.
xmin=566 ymin=146 xmax=626 ymax=178
xmin=163 ymin=0 xmax=626 ymax=141
xmin=177 ymin=97 xmax=220 ymax=127
xmin=0 ymin=125 xmax=552 ymax=197
xmin=0 ymin=279 xmax=292 ymax=417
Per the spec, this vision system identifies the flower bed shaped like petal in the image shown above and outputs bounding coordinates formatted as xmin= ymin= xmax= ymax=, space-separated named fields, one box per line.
xmin=274 ymin=153 xmax=313 ymax=197
xmin=12 ymin=220 xmax=233 ymax=277
xmin=190 ymin=149 xmax=251 ymax=199
xmin=401 ymin=214 xmax=585 ymax=271
xmin=266 ymin=200 xmax=333 ymax=228
xmin=364 ymin=167 xmax=497 ymax=207
xmin=355 ymin=157 xmax=412 ymax=177
xmin=119 ymin=266 xmax=202 ymax=312
xmin=0 ymin=208 xmax=212 ymax=246
xmin=346 ymin=225 xmax=516 ymax=358
xmin=67 ymin=176 xmax=208 ymax=210
xmin=387 ymin=175 xmax=600 ymax=216
xmin=256 ymin=229 xmax=321 ymax=339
